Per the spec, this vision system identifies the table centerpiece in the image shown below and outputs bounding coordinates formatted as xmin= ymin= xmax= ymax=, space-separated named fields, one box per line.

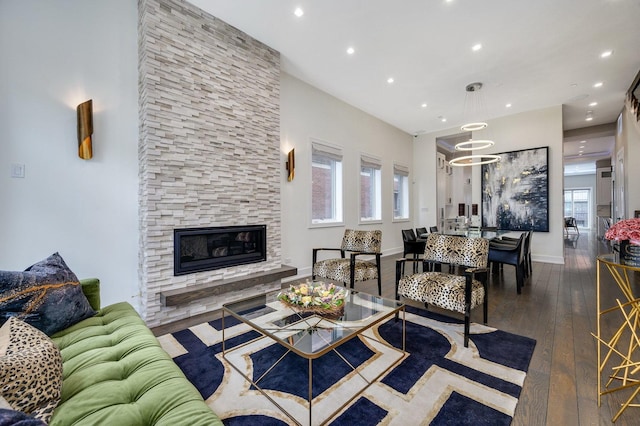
xmin=277 ymin=281 xmax=347 ymax=316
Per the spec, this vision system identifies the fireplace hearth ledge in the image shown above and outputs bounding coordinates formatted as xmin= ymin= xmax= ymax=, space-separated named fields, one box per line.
xmin=159 ymin=265 xmax=297 ymax=307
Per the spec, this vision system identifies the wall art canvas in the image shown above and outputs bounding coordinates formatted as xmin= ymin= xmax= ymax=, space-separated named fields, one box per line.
xmin=481 ymin=146 xmax=549 ymax=232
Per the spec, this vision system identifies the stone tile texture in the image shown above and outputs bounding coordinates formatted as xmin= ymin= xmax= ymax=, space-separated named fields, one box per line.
xmin=139 ymin=0 xmax=281 ymax=326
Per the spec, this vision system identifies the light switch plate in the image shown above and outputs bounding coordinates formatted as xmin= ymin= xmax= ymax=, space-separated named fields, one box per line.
xmin=11 ymin=163 xmax=25 ymax=178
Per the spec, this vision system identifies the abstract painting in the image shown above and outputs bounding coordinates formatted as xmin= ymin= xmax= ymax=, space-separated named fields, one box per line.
xmin=481 ymin=146 xmax=549 ymax=232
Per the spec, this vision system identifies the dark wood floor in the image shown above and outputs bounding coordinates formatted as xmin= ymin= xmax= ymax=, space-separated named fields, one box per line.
xmin=336 ymin=230 xmax=638 ymax=425
xmin=154 ymin=230 xmax=640 ymax=425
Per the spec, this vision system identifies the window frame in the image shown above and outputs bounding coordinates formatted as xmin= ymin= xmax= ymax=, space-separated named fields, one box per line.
xmin=310 ymin=139 xmax=344 ymax=228
xmin=393 ymin=163 xmax=410 ymax=222
xmin=359 ymin=153 xmax=383 ymax=224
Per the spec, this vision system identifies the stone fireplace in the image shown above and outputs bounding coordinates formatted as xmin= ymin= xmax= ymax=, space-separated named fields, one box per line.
xmin=139 ymin=0 xmax=283 ymax=326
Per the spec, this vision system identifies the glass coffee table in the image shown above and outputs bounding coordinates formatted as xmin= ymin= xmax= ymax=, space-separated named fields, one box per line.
xmin=222 ymin=287 xmax=406 ymax=426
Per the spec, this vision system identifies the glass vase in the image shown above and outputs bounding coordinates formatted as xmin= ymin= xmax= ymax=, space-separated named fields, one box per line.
xmin=620 ymin=239 xmax=640 ymax=267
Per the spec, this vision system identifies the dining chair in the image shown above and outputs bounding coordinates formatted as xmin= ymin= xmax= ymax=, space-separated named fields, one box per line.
xmin=564 ymin=217 xmax=579 ymax=235
xmin=312 ymin=229 xmax=382 ymax=295
xmin=499 ymin=231 xmax=533 ymax=277
xmin=429 ymin=226 xmax=438 ymax=233
xmin=415 ymin=227 xmax=428 ymax=238
xmin=402 ymin=229 xmax=426 ymax=273
xmin=488 ymin=233 xmax=527 ymax=294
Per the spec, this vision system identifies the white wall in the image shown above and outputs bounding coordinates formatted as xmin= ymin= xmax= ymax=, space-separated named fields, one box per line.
xmin=0 ymin=1 xmax=139 ymax=308
xmin=414 ymin=106 xmax=565 ymax=264
xmin=617 ymin=104 xmax=640 ymax=218
xmin=280 ymin=74 xmax=414 ymax=278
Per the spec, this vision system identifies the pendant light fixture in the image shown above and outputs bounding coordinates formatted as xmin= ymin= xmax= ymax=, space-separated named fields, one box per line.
xmin=449 ymin=82 xmax=500 ymax=167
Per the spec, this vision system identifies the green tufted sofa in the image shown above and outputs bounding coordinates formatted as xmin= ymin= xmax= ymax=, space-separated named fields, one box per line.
xmin=49 ymin=279 xmax=222 ymax=426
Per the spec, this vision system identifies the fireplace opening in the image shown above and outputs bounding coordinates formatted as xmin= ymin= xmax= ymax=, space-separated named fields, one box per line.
xmin=174 ymin=225 xmax=267 ymax=275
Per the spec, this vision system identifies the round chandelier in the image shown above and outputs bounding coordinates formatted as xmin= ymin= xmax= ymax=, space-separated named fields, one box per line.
xmin=449 ymin=154 xmax=501 ymax=167
xmin=451 ymin=82 xmax=499 ymax=166
xmin=454 ymin=139 xmax=494 ymax=151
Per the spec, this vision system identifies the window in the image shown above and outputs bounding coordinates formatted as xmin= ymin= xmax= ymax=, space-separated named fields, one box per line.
xmin=564 ymin=189 xmax=590 ymax=228
xmin=393 ymin=163 xmax=410 ymax=220
xmin=311 ymin=140 xmax=343 ymax=225
xmin=360 ymin=154 xmax=382 ymax=222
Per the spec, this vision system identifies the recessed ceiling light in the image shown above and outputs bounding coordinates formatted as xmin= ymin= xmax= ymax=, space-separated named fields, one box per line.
xmin=387 ymin=77 xmax=394 ymax=84
xmin=293 ymin=7 xmax=304 ymax=17
xmin=585 ymin=117 xmax=594 ymax=121
xmin=440 ymin=116 xmax=447 ymax=122
xmin=472 ymin=43 xmax=482 ymax=52
xmin=505 ymin=103 xmax=512 ymax=108
xmin=580 ymin=145 xmax=585 ymax=148
xmin=346 ymin=47 xmax=355 ymax=55
xmin=593 ymin=82 xmax=603 ymax=88
xmin=421 ymin=103 xmax=428 ymax=108
xmin=589 ymin=102 xmax=598 ymax=107
xmin=600 ymin=50 xmax=613 ymax=58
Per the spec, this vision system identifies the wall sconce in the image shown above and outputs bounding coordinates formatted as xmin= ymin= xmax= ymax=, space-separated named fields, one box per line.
xmin=77 ymin=99 xmax=93 ymax=160
xmin=285 ymin=148 xmax=295 ymax=181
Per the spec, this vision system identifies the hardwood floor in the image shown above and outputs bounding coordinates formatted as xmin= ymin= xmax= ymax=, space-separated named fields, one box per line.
xmin=351 ymin=230 xmax=637 ymax=425
xmin=153 ymin=230 xmax=639 ymax=425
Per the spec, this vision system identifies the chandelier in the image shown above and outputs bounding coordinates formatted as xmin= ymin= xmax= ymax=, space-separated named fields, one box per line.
xmin=449 ymin=82 xmax=500 ymax=167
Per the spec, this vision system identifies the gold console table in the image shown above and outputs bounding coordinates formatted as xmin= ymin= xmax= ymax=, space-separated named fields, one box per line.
xmin=595 ymin=254 xmax=640 ymax=422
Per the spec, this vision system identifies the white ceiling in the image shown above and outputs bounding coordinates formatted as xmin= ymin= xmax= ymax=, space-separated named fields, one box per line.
xmin=186 ymin=0 xmax=640 ymax=167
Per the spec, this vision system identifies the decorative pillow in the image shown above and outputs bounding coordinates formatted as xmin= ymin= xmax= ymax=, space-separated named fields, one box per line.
xmin=0 ymin=252 xmax=96 ymax=336
xmin=0 ymin=409 xmax=47 ymax=426
xmin=0 ymin=317 xmax=63 ymax=423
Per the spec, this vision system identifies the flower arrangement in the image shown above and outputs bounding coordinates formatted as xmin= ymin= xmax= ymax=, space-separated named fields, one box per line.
xmin=605 ymin=218 xmax=640 ymax=245
xmin=277 ymin=281 xmax=346 ymax=314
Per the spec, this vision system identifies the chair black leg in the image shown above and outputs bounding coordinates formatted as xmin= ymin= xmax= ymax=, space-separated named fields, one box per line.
xmin=516 ymin=265 xmax=523 ymax=294
xmin=464 ymin=314 xmax=470 ymax=348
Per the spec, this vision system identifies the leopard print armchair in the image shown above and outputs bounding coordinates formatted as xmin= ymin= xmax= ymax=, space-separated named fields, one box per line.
xmin=312 ymin=229 xmax=382 ymax=295
xmin=395 ymin=233 xmax=489 ymax=347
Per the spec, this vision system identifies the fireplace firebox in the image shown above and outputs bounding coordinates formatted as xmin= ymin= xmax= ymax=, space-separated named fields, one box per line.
xmin=174 ymin=225 xmax=267 ymax=275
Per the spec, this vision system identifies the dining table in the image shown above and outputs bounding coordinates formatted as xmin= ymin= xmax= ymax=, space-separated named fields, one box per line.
xmin=420 ymin=228 xmax=514 ymax=240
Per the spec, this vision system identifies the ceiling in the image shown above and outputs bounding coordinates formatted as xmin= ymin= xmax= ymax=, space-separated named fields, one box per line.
xmin=186 ymin=0 xmax=640 ymax=170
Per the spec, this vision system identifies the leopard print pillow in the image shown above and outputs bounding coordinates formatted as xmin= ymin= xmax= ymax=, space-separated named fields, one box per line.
xmin=0 ymin=317 xmax=63 ymax=423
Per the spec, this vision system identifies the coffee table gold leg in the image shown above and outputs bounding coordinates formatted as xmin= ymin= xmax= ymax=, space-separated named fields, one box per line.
xmin=222 ymin=311 xmax=226 ymax=354
xmin=309 ymin=358 xmax=313 ymax=426
xmin=597 ymin=260 xmax=601 ymax=405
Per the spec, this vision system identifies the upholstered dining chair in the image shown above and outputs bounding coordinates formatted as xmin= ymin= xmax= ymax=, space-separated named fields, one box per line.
xmin=395 ymin=233 xmax=489 ymax=347
xmin=415 ymin=227 xmax=428 ymax=238
xmin=312 ymin=229 xmax=382 ymax=295
xmin=429 ymin=226 xmax=438 ymax=233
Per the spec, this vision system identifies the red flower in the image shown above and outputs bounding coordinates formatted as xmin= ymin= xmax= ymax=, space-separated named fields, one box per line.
xmin=605 ymin=218 xmax=640 ymax=245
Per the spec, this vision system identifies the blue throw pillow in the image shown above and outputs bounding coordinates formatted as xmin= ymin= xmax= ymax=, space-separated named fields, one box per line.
xmin=0 ymin=409 xmax=47 ymax=426
xmin=0 ymin=253 xmax=96 ymax=336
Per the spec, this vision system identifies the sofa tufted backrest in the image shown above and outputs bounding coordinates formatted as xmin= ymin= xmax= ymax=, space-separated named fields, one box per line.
xmin=423 ymin=234 xmax=489 ymax=268
xmin=341 ymin=229 xmax=382 ymax=254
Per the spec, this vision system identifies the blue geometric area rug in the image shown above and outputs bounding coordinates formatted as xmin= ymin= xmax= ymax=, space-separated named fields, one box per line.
xmin=158 ymin=306 xmax=536 ymax=426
